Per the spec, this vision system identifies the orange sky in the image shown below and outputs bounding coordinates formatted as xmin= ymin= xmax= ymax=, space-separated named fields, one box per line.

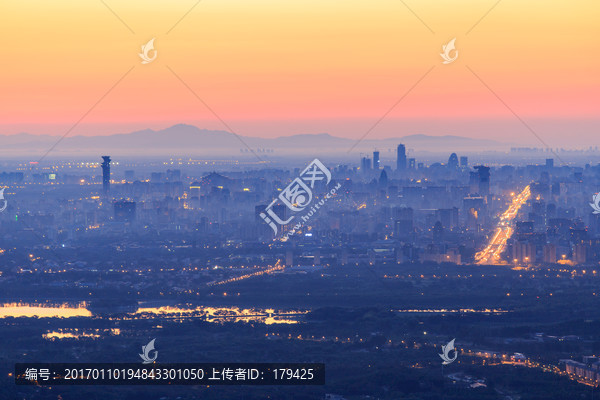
xmin=0 ymin=0 xmax=598 ymax=144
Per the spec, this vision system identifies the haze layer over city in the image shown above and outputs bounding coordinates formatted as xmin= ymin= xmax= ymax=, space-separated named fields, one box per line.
xmin=1 ymin=0 xmax=600 ymax=399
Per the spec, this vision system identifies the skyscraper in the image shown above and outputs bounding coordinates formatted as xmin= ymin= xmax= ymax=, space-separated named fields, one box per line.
xmin=448 ymin=153 xmax=459 ymax=169
xmin=379 ymin=169 xmax=388 ymax=187
xmin=361 ymin=157 xmax=372 ymax=171
xmin=397 ymin=144 xmax=406 ymax=171
xmin=469 ymin=172 xmax=479 ymax=194
xmin=101 ymin=156 xmax=111 ymax=194
xmin=373 ymin=151 xmax=380 ymax=170
xmin=474 ymin=165 xmax=490 ymax=196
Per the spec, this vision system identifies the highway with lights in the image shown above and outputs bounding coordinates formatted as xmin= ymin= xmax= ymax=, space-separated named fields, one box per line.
xmin=475 ymin=185 xmax=531 ymax=265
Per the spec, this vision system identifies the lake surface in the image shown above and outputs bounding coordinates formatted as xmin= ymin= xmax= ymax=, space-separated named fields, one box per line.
xmin=0 ymin=302 xmax=307 ymax=324
xmin=0 ymin=302 xmax=92 ymax=318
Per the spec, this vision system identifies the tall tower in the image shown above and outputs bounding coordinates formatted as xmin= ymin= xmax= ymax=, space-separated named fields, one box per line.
xmin=397 ymin=144 xmax=406 ymax=171
xmin=474 ymin=165 xmax=490 ymax=196
xmin=373 ymin=151 xmax=380 ymax=170
xmin=101 ymin=156 xmax=111 ymax=195
xmin=448 ymin=153 xmax=459 ymax=169
xmin=361 ymin=157 xmax=371 ymax=171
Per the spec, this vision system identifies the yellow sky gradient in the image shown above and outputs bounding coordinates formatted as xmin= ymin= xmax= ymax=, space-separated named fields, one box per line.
xmin=0 ymin=0 xmax=598 ymax=141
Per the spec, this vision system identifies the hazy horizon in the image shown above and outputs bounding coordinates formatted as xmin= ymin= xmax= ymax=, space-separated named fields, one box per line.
xmin=3 ymin=1 xmax=600 ymax=399
xmin=2 ymin=0 xmax=598 ymax=151
xmin=1 ymin=117 xmax=598 ymax=148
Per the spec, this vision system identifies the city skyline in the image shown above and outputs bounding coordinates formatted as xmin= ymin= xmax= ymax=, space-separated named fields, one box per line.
xmin=3 ymin=149 xmax=600 ymax=398
xmin=2 ymin=1 xmax=600 ymax=398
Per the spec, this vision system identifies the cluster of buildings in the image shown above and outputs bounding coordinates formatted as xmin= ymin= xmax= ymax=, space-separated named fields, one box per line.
xmin=508 ymin=168 xmax=600 ymax=265
xmin=1 ymin=145 xmax=600 ymax=268
xmin=360 ymin=145 xmax=468 ymax=173
xmin=562 ymin=356 xmax=600 ymax=385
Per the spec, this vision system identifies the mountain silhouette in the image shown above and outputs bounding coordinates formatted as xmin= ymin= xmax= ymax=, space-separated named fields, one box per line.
xmin=0 ymin=124 xmax=506 ymax=157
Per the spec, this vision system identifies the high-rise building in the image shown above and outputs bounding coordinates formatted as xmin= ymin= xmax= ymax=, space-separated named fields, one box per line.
xmin=543 ymin=244 xmax=557 ymax=263
xmin=460 ymin=156 xmax=468 ymax=167
xmin=516 ymin=221 xmax=535 ymax=241
xmin=512 ymin=241 xmax=535 ymax=264
xmin=397 ymin=144 xmax=407 ymax=171
xmin=361 ymin=157 xmax=372 ymax=171
xmin=469 ymin=172 xmax=478 ymax=194
xmin=463 ymin=196 xmax=485 ymax=231
xmin=448 ymin=153 xmax=459 ymax=169
xmin=101 ymin=156 xmax=111 ymax=194
xmin=545 ymin=158 xmax=554 ymax=168
xmin=394 ymin=219 xmax=413 ymax=238
xmin=435 ymin=208 xmax=459 ymax=229
xmin=373 ymin=151 xmax=380 ymax=170
xmin=379 ymin=169 xmax=388 ymax=187
xmin=394 ymin=207 xmax=414 ymax=238
xmin=573 ymin=243 xmax=587 ymax=264
xmin=474 ymin=165 xmax=490 ymax=196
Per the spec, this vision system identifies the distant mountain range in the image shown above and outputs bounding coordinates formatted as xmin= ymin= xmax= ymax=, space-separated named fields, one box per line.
xmin=0 ymin=124 xmax=508 ymax=158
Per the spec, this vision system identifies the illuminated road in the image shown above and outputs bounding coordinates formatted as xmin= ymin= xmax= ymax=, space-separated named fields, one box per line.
xmin=208 ymin=260 xmax=284 ymax=286
xmin=475 ymin=185 xmax=531 ymax=265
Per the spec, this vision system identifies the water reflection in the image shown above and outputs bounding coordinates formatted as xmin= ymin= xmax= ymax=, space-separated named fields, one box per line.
xmin=0 ymin=302 xmax=92 ymax=318
xmin=134 ymin=306 xmax=307 ymax=325
xmin=393 ymin=308 xmax=508 ymax=314
xmin=43 ymin=328 xmax=120 ymax=340
xmin=0 ymin=302 xmax=306 ymax=325
xmin=44 ymin=331 xmax=99 ymax=340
